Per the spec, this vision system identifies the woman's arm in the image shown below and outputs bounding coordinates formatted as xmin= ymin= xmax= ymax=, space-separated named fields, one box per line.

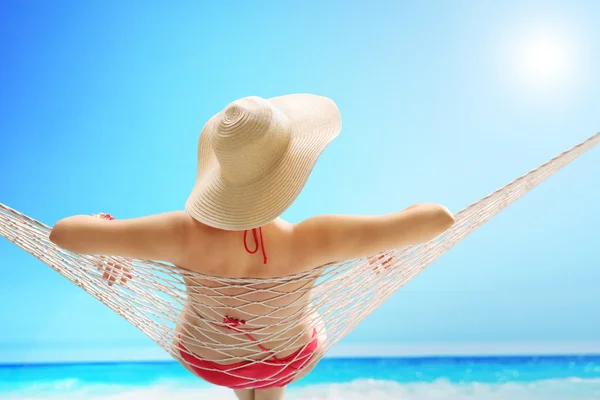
xmin=292 ymin=203 xmax=455 ymax=267
xmin=49 ymin=211 xmax=192 ymax=264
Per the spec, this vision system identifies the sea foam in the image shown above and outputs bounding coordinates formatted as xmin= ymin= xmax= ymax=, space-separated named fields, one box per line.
xmin=4 ymin=378 xmax=600 ymax=400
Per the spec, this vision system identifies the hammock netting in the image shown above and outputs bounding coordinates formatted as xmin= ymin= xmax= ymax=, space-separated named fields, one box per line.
xmin=0 ymin=132 xmax=598 ymax=389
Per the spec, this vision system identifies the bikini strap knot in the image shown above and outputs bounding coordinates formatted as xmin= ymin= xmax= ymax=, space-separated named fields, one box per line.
xmin=224 ymin=316 xmax=246 ymax=328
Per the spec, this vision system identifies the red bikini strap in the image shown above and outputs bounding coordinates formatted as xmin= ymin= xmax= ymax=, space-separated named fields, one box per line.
xmin=222 ymin=316 xmax=273 ymax=354
xmin=243 ymin=227 xmax=268 ymax=264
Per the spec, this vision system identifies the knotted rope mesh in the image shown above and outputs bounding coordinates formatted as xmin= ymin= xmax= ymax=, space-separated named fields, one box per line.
xmin=0 ymin=133 xmax=598 ymax=389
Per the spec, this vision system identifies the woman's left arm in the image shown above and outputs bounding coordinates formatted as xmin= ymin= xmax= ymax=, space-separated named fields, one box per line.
xmin=49 ymin=211 xmax=191 ymax=264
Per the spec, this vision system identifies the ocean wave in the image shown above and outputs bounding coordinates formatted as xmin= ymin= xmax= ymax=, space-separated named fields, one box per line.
xmin=293 ymin=379 xmax=600 ymax=400
xmin=3 ymin=378 xmax=600 ymax=400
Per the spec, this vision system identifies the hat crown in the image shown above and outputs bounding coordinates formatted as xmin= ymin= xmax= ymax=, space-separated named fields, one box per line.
xmin=211 ymin=97 xmax=292 ymax=184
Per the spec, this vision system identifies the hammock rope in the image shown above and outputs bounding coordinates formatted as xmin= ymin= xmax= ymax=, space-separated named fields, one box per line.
xmin=1 ymin=132 xmax=598 ymax=389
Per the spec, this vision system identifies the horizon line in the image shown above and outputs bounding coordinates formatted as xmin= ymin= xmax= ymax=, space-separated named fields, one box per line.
xmin=4 ymin=341 xmax=600 ymax=365
xmin=3 ymin=353 xmax=600 ymax=369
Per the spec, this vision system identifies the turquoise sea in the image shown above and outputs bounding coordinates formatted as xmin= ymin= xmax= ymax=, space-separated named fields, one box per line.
xmin=3 ymin=356 xmax=600 ymax=399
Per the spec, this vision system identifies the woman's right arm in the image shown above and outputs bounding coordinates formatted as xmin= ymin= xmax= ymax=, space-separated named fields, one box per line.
xmin=292 ymin=203 xmax=455 ymax=267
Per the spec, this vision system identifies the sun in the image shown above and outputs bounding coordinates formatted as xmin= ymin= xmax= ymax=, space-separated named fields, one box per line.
xmin=503 ymin=23 xmax=582 ymax=95
xmin=516 ymin=31 xmax=571 ymax=87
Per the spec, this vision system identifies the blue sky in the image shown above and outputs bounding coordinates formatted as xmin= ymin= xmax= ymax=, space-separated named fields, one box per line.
xmin=0 ymin=1 xmax=599 ymax=363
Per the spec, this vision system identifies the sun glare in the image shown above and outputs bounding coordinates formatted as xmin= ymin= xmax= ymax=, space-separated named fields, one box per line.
xmin=503 ymin=23 xmax=584 ymax=95
xmin=517 ymin=32 xmax=571 ymax=86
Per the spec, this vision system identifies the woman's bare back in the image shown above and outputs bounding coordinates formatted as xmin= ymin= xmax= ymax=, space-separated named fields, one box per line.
xmin=174 ymin=217 xmax=325 ymax=364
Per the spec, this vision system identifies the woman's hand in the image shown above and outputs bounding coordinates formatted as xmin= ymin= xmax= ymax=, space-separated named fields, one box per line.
xmin=91 ymin=212 xmax=132 ymax=286
xmin=96 ymin=255 xmax=133 ymax=286
xmin=368 ymin=253 xmax=395 ymax=275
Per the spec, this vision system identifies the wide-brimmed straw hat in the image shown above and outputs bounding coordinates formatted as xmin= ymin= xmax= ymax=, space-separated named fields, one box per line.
xmin=185 ymin=94 xmax=341 ymax=231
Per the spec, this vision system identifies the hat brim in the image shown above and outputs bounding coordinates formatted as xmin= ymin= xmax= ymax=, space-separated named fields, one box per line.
xmin=185 ymin=94 xmax=341 ymax=231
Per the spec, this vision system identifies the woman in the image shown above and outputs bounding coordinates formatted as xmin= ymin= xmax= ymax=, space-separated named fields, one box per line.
xmin=49 ymin=94 xmax=455 ymax=400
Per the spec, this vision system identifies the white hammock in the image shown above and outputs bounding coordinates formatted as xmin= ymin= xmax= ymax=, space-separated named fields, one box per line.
xmin=0 ymin=132 xmax=598 ymax=389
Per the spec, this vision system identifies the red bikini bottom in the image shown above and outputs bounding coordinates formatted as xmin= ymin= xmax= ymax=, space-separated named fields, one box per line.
xmin=178 ymin=329 xmax=319 ymax=390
